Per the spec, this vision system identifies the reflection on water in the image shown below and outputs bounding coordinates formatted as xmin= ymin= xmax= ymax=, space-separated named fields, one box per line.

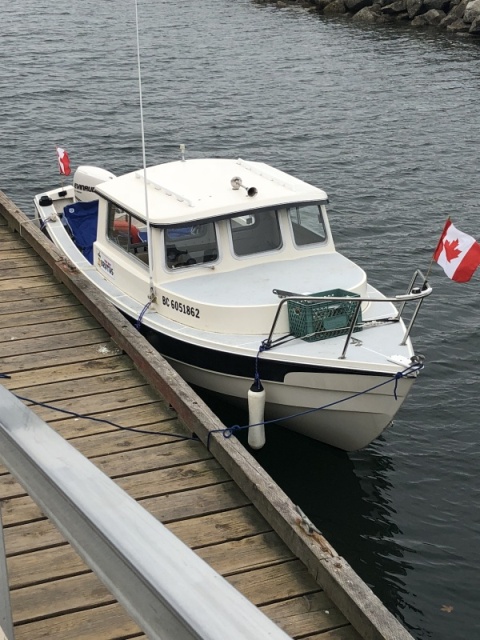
xmin=200 ymin=389 xmax=423 ymax=633
xmin=349 ymin=443 xmax=425 ymax=633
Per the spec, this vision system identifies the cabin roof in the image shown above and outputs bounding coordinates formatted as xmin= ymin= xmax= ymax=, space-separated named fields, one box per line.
xmin=94 ymin=158 xmax=328 ymax=225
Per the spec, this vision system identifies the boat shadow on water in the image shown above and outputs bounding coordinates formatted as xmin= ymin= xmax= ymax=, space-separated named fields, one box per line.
xmin=199 ymin=388 xmax=424 ymax=635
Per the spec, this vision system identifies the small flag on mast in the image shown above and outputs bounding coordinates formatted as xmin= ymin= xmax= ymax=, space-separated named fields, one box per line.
xmin=56 ymin=146 xmax=71 ymax=176
xmin=433 ymin=219 xmax=480 ymax=283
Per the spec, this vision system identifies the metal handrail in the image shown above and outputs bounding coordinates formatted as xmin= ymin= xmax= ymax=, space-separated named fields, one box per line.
xmin=0 ymin=386 xmax=291 ymax=640
xmin=268 ymin=269 xmax=432 ymax=360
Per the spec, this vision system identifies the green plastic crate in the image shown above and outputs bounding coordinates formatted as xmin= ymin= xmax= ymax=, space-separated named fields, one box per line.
xmin=287 ymin=288 xmax=362 ymax=342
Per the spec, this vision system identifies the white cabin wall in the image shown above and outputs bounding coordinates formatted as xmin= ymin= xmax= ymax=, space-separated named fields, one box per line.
xmin=155 ymin=217 xmax=337 ymax=287
xmin=319 ymin=204 xmax=335 ymax=251
xmin=93 ymin=240 xmax=151 ymax=304
xmin=96 ymin=198 xmax=109 ymax=243
xmin=93 ymin=199 xmax=151 ymax=304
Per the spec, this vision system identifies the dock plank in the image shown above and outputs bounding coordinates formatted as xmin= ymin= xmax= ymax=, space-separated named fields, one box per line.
xmin=0 ymin=303 xmax=91 ymax=328
xmin=4 ymin=504 xmax=270 ymax=558
xmin=311 ymin=630 xmax=362 ymax=640
xmin=23 ymin=385 xmax=164 ymax=422
xmin=0 ymin=239 xmax=31 ymax=252
xmin=263 ymin=593 xmax=353 ymax=637
xmin=40 ymin=402 xmax=177 ymax=439
xmin=1 ymin=459 xmax=230 ymax=525
xmin=0 ymin=315 xmax=102 ymax=342
xmin=4 ymin=355 xmax=135 ymax=389
xmin=10 ymin=565 xmax=345 ymax=640
xmin=0 ymin=274 xmax=55 ymax=291
xmin=6 ymin=530 xmax=294 ymax=591
xmin=0 ymin=258 xmax=51 ymax=282
xmin=11 ymin=366 xmax=146 ymax=397
xmin=0 ymin=281 xmax=70 ymax=305
xmin=1 ymin=340 xmax=123 ymax=374
xmin=11 ymin=601 xmax=141 ymax=640
xmin=0 ymin=328 xmax=112 ymax=360
xmin=0 ymin=247 xmax=37 ymax=263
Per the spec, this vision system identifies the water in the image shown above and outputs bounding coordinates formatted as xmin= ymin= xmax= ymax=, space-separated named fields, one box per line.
xmin=2 ymin=1 xmax=480 ymax=637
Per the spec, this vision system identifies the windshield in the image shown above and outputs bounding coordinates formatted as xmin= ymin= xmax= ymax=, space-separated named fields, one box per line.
xmin=164 ymin=222 xmax=218 ymax=269
xmin=288 ymin=203 xmax=326 ymax=246
xmin=229 ymin=209 xmax=282 ymax=256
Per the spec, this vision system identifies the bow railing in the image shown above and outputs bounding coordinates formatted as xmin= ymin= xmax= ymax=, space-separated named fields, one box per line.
xmin=268 ymin=269 xmax=432 ymax=360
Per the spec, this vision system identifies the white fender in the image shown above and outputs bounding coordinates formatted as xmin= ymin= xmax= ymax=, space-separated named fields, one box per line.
xmin=247 ymin=382 xmax=266 ymax=449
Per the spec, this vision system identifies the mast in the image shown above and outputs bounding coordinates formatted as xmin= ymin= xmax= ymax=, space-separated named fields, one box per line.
xmin=134 ymin=0 xmax=155 ymax=305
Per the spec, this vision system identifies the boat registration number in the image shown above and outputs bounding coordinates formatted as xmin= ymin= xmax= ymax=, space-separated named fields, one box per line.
xmin=162 ymin=296 xmax=200 ymax=319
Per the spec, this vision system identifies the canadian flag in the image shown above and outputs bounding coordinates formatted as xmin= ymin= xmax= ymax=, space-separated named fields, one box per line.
xmin=56 ymin=146 xmax=71 ymax=176
xmin=433 ymin=219 xmax=480 ymax=283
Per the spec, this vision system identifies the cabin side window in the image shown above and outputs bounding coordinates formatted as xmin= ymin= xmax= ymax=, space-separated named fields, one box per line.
xmin=107 ymin=203 xmax=149 ymax=265
xmin=229 ymin=209 xmax=282 ymax=257
xmin=164 ymin=222 xmax=218 ymax=269
xmin=288 ymin=203 xmax=326 ymax=246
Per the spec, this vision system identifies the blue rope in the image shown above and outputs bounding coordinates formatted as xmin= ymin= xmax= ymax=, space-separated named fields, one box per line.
xmin=207 ymin=424 xmax=242 ymax=451
xmin=135 ymin=300 xmax=152 ymax=330
xmin=13 ymin=393 xmax=198 ymax=441
xmin=253 ymin=339 xmax=270 ymax=390
xmin=206 ymin=361 xmax=423 ymax=449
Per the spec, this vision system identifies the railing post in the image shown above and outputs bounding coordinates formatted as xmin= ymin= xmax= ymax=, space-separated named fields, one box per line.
xmin=339 ymin=300 xmax=362 ymax=360
xmin=400 ymin=298 xmax=425 ymax=346
xmin=0 ymin=503 xmax=14 ymax=640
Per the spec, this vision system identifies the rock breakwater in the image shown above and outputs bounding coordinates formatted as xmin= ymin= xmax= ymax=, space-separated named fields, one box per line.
xmin=256 ymin=0 xmax=480 ymax=36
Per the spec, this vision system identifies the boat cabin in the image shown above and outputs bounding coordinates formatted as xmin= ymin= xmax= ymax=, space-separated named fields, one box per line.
xmin=67 ymin=158 xmax=367 ymax=334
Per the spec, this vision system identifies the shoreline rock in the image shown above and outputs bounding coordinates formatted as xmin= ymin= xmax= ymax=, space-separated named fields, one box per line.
xmin=255 ymin=0 xmax=480 ymax=36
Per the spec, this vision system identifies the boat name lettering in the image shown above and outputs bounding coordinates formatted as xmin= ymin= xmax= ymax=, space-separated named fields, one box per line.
xmin=161 ymin=296 xmax=200 ymax=319
xmin=74 ymin=182 xmax=96 ymax=192
xmin=97 ymin=251 xmax=114 ymax=277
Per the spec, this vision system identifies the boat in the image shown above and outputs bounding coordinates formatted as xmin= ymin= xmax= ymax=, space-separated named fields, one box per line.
xmin=34 ymin=153 xmax=432 ymax=451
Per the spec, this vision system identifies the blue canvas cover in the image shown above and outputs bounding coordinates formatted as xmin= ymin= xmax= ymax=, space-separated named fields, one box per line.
xmin=63 ymin=201 xmax=99 ymax=263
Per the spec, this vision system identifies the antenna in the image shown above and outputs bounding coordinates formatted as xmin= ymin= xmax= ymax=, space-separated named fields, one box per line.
xmin=134 ymin=0 xmax=155 ymax=303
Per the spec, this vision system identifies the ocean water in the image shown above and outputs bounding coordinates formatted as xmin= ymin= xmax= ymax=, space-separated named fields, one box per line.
xmin=2 ymin=1 xmax=480 ymax=637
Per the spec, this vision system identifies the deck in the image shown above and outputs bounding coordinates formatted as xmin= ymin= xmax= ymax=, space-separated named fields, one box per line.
xmin=0 ymin=191 xmax=413 ymax=640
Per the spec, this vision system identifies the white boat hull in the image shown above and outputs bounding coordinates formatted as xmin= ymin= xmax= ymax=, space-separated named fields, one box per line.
xmin=165 ymin=351 xmax=414 ymax=451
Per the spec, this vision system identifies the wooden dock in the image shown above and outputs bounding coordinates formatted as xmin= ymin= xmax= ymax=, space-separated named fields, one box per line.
xmin=0 ymin=192 xmax=413 ymax=640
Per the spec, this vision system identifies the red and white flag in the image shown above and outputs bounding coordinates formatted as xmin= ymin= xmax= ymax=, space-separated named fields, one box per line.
xmin=433 ymin=219 xmax=480 ymax=283
xmin=56 ymin=146 xmax=71 ymax=176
